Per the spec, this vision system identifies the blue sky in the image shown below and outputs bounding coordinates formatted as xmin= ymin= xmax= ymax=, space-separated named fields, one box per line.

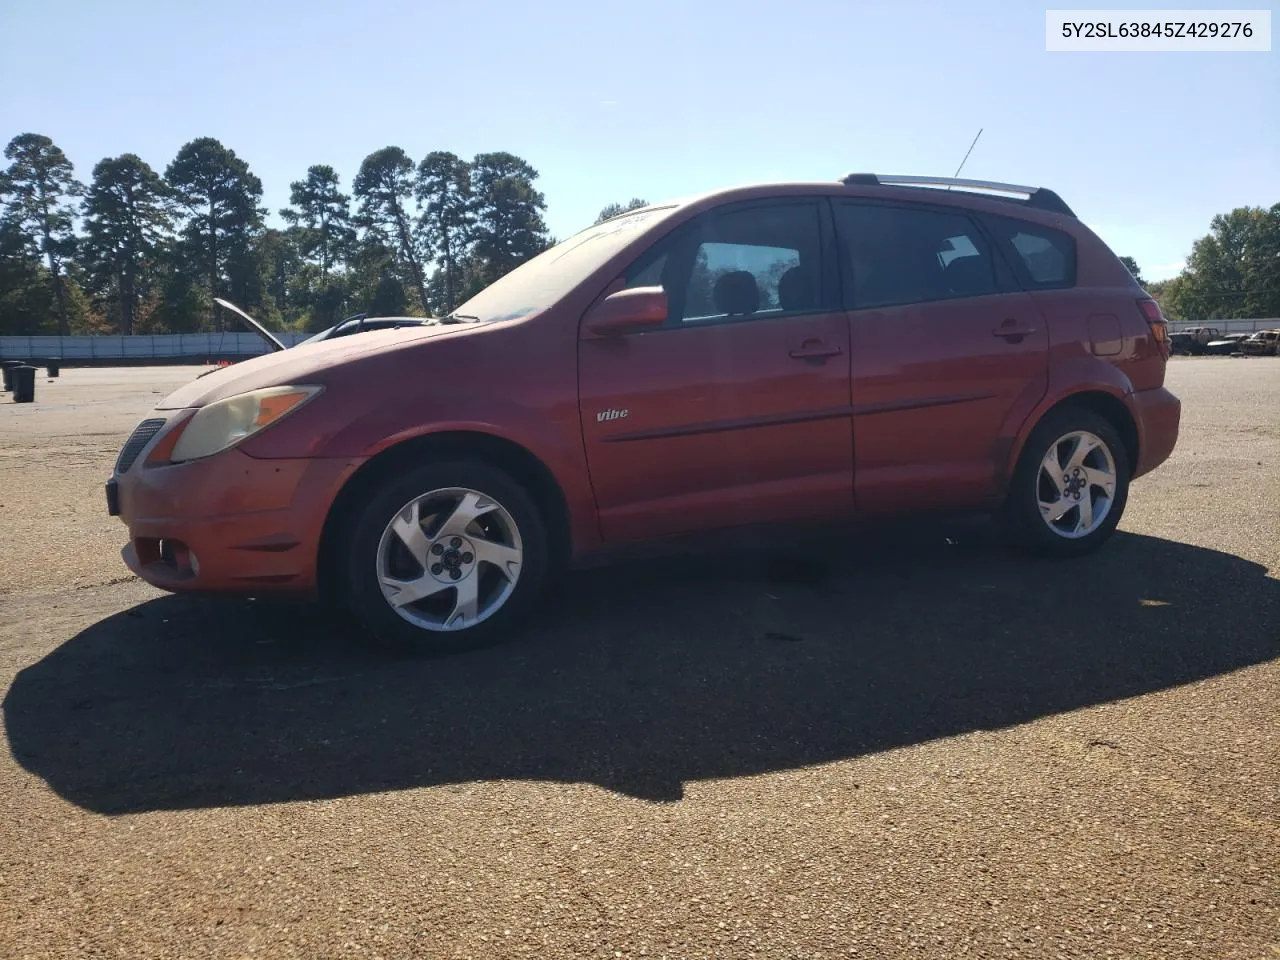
xmin=2 ymin=0 xmax=1275 ymax=281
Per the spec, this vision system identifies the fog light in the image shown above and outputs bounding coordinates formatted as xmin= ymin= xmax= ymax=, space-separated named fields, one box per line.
xmin=158 ymin=539 xmax=198 ymax=578
xmin=135 ymin=537 xmax=162 ymax=566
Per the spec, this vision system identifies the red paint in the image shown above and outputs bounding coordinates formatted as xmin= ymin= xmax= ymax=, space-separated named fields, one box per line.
xmin=848 ymin=291 xmax=1049 ymax=514
xmin=112 ymin=179 xmax=1180 ymax=597
xmin=579 ymin=308 xmax=853 ymax=541
xmin=118 ymin=448 xmax=357 ymax=591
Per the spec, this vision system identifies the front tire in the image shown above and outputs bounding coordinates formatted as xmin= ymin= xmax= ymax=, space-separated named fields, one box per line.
xmin=339 ymin=459 xmax=549 ymax=655
xmin=1004 ymin=407 xmax=1130 ymax=557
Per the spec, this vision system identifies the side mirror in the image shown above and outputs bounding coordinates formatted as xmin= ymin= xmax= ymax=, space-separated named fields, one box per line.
xmin=583 ymin=286 xmax=668 ymax=337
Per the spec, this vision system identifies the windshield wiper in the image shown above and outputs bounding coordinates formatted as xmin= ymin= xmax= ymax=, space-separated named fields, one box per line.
xmin=439 ymin=313 xmax=481 ymax=325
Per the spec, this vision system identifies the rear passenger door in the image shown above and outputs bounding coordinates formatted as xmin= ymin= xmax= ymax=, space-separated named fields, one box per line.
xmin=834 ymin=200 xmax=1049 ymax=513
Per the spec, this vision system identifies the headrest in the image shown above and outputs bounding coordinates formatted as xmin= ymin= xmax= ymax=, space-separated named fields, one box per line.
xmin=713 ymin=270 xmax=760 ymax=316
xmin=777 ymin=266 xmax=817 ymax=311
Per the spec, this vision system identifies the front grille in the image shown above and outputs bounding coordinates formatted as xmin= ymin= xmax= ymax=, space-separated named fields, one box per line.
xmin=115 ymin=418 xmax=166 ymax=474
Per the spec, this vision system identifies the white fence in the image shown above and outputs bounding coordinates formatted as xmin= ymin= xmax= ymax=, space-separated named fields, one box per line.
xmin=0 ymin=332 xmax=310 ymax=361
xmin=3 ymin=319 xmax=1277 ymax=362
xmin=1167 ymin=318 xmax=1277 ymax=334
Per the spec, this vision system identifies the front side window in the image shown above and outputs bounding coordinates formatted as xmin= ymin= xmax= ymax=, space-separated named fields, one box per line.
xmin=625 ymin=201 xmax=829 ymax=325
xmin=835 ymin=202 xmax=997 ymax=309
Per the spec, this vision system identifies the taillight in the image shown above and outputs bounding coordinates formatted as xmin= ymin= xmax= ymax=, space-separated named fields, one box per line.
xmin=1137 ymin=298 xmax=1169 ymax=343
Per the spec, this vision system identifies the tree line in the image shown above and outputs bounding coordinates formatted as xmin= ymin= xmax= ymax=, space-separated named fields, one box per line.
xmin=4 ymin=129 xmax=1274 ymax=337
xmin=1130 ymin=204 xmax=1280 ymax=322
xmin=0 ymin=133 xmax=580 ymax=336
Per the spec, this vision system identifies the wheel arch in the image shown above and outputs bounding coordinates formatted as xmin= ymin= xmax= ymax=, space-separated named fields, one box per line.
xmin=316 ymin=430 xmax=573 ymax=599
xmin=1003 ymin=388 xmax=1140 ymax=497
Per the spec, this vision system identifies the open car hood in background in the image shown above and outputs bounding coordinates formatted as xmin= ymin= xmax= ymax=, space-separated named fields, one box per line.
xmin=214 ymin=298 xmax=287 ymax=352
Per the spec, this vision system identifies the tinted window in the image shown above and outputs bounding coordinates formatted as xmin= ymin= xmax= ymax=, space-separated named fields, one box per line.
xmin=626 ymin=250 xmax=667 ymax=288
xmin=984 ymin=216 xmax=1077 ymax=288
xmin=836 ymin=203 xmax=997 ymax=309
xmin=626 ymin=201 xmax=828 ymax=325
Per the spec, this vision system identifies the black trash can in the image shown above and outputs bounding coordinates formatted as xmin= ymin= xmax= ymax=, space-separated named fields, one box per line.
xmin=1 ymin=360 xmax=23 ymax=391
xmin=46 ymin=359 xmax=60 ymax=377
xmin=12 ymin=364 xmax=36 ymax=403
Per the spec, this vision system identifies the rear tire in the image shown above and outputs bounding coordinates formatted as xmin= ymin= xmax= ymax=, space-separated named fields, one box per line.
xmin=1004 ymin=407 xmax=1130 ymax=557
xmin=338 ymin=459 xmax=549 ymax=655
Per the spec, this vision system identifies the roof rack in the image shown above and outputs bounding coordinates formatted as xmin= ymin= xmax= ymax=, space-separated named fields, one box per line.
xmin=840 ymin=173 xmax=1076 ymax=217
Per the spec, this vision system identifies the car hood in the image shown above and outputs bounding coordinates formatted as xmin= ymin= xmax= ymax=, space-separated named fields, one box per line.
xmin=156 ymin=324 xmax=469 ymax=409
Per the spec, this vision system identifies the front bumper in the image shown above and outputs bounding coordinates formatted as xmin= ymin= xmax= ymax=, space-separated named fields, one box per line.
xmin=1131 ymin=386 xmax=1181 ymax=479
xmin=113 ymin=443 xmax=361 ymax=595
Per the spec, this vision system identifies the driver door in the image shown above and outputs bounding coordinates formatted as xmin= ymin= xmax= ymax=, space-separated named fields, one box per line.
xmin=578 ymin=198 xmax=854 ymax=542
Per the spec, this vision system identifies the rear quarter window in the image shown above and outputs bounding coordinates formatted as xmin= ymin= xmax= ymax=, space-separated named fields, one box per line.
xmin=984 ymin=215 xmax=1077 ymax=289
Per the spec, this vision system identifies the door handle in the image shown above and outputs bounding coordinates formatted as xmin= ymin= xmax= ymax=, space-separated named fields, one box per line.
xmin=992 ymin=319 xmax=1037 ymax=341
xmin=789 ymin=340 xmax=843 ymax=361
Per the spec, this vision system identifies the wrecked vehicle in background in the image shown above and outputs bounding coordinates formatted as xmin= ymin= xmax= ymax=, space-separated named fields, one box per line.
xmin=294 ymin=312 xmax=433 ymax=346
xmin=1205 ymin=333 xmax=1254 ymax=355
xmin=1170 ymin=326 xmax=1225 ymax=355
xmin=1181 ymin=326 xmax=1221 ymax=352
xmin=217 ymin=298 xmax=431 ymax=351
xmin=197 ymin=299 xmax=433 ymax=376
xmin=1239 ymin=330 xmax=1280 ymax=357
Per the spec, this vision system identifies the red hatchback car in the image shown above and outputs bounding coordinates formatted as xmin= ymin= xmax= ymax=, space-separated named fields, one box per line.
xmin=109 ymin=173 xmax=1180 ymax=654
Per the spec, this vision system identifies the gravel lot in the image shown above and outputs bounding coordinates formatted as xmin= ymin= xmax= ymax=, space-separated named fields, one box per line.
xmin=1 ymin=359 xmax=1276 ymax=960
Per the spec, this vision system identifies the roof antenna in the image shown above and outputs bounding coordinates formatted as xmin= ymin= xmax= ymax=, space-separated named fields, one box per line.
xmin=949 ymin=127 xmax=983 ymax=187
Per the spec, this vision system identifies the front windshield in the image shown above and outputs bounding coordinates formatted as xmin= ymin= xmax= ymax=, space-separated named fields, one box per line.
xmin=451 ymin=206 xmax=676 ymax=323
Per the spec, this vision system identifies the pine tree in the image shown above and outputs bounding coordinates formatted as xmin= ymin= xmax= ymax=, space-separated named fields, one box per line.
xmin=468 ymin=152 xmax=550 ymax=284
xmin=353 ymin=147 xmax=428 ymax=313
xmin=0 ymin=133 xmax=83 ymax=335
xmin=416 ymin=151 xmax=473 ymax=313
xmin=595 ymin=198 xmax=648 ymax=224
xmin=81 ymin=154 xmax=172 ymax=334
xmin=165 ymin=137 xmax=265 ymax=329
xmin=281 ymin=164 xmax=354 ymax=283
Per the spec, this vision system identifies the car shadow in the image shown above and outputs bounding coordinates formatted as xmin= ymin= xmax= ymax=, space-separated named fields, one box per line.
xmin=5 ymin=524 xmax=1278 ymax=814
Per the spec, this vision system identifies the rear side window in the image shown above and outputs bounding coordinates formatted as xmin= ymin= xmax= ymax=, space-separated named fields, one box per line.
xmin=984 ymin=216 xmax=1077 ymax=289
xmin=834 ymin=202 xmax=997 ymax=310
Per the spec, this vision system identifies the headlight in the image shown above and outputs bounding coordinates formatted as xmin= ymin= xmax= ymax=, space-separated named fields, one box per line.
xmin=169 ymin=385 xmax=322 ymax=463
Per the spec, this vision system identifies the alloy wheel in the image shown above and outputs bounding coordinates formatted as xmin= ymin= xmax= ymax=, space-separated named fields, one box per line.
xmin=1036 ymin=430 xmax=1118 ymax=539
xmin=375 ymin=487 xmax=523 ymax=631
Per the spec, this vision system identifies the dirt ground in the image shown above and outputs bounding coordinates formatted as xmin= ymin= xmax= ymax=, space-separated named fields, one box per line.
xmin=0 ymin=359 xmax=1276 ymax=959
